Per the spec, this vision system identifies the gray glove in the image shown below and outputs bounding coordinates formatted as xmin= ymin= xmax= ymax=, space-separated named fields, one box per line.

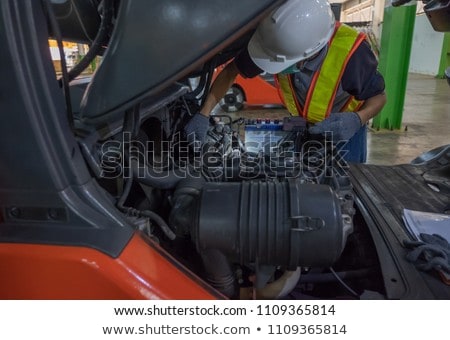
xmin=184 ymin=112 xmax=209 ymax=143
xmin=308 ymin=112 xmax=362 ymax=141
xmin=403 ymin=233 xmax=450 ymax=274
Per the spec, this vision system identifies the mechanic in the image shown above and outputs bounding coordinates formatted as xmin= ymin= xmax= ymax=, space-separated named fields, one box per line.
xmin=185 ymin=0 xmax=386 ymax=163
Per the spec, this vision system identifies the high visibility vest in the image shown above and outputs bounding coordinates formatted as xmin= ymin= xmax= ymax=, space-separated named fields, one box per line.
xmin=276 ymin=23 xmax=366 ymax=123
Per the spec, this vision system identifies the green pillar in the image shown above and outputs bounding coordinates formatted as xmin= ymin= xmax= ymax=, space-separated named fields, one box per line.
xmin=437 ymin=33 xmax=450 ymax=78
xmin=372 ymin=3 xmax=416 ymax=130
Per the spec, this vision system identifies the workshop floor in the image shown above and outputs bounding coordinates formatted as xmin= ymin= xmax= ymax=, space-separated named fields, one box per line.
xmin=367 ymin=73 xmax=450 ymax=165
xmin=222 ymin=73 xmax=450 ymax=165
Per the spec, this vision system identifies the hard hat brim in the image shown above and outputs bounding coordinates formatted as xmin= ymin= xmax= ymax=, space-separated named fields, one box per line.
xmin=248 ymin=33 xmax=299 ymax=75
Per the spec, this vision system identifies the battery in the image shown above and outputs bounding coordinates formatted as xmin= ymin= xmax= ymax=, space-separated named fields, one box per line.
xmin=244 ymin=118 xmax=289 ymax=154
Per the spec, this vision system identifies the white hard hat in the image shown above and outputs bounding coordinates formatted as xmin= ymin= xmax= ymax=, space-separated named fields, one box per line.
xmin=248 ymin=0 xmax=335 ymax=74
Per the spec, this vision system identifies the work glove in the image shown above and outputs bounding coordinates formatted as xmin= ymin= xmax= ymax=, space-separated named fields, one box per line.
xmin=308 ymin=112 xmax=362 ymax=141
xmin=184 ymin=112 xmax=210 ymax=144
xmin=403 ymin=233 xmax=450 ymax=274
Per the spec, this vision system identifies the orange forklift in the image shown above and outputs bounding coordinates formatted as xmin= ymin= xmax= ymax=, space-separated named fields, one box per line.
xmin=1 ymin=0 xmax=450 ymax=300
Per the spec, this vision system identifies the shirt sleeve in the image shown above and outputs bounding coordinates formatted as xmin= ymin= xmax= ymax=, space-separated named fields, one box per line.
xmin=341 ymin=40 xmax=385 ymax=100
xmin=234 ymin=47 xmax=263 ymax=78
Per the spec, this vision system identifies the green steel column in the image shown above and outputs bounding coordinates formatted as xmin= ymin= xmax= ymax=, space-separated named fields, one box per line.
xmin=437 ymin=33 xmax=450 ymax=78
xmin=372 ymin=3 xmax=416 ymax=130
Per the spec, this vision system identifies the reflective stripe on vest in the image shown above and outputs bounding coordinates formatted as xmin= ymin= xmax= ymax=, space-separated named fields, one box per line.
xmin=276 ymin=23 xmax=366 ymax=123
xmin=275 ymin=73 xmax=301 ymax=116
xmin=342 ymin=95 xmax=364 ymax=113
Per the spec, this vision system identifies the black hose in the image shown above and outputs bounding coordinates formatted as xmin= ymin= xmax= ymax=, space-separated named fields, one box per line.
xmin=116 ymin=174 xmax=176 ymax=240
xmin=117 ymin=106 xmax=141 ymax=208
xmin=60 ymin=0 xmax=114 ymax=84
xmin=329 ymin=267 xmax=359 ymax=298
xmin=117 ymin=186 xmax=176 ymax=240
xmin=117 ymin=175 xmax=133 ymax=211
xmin=140 ymin=210 xmax=176 ymax=240
xmin=116 ymin=108 xmax=176 ymax=241
xmin=200 ymin=249 xmax=236 ymax=298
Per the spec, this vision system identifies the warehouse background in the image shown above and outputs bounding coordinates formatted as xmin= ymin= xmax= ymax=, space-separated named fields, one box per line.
xmin=335 ymin=0 xmax=449 ymax=77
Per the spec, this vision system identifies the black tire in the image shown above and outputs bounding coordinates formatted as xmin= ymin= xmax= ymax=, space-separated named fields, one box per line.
xmin=219 ymin=85 xmax=245 ymax=112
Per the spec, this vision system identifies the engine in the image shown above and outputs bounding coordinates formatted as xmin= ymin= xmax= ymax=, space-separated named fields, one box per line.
xmin=92 ymin=96 xmax=373 ymax=299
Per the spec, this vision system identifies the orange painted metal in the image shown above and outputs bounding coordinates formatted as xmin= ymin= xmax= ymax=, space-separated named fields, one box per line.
xmin=234 ymin=74 xmax=284 ymax=107
xmin=0 ymin=233 xmax=219 ymax=299
xmin=213 ymin=65 xmax=284 ymax=107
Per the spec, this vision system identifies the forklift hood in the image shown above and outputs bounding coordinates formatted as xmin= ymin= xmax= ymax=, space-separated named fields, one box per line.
xmin=72 ymin=0 xmax=283 ymax=124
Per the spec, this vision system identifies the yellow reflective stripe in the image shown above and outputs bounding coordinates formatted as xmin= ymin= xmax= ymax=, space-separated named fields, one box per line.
xmin=306 ymin=25 xmax=360 ymax=123
xmin=277 ymin=74 xmax=300 ymax=116
xmin=345 ymin=97 xmax=364 ymax=112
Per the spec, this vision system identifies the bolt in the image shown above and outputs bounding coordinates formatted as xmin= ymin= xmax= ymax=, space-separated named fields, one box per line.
xmin=48 ymin=208 xmax=59 ymax=220
xmin=344 ymin=194 xmax=353 ymax=200
xmin=9 ymin=207 xmax=21 ymax=218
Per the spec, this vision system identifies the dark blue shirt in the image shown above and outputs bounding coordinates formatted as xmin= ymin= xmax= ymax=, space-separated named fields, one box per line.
xmin=234 ymin=39 xmax=385 ymax=109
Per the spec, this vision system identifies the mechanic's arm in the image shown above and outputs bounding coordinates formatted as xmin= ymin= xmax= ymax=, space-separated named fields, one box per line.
xmin=356 ymin=92 xmax=387 ymax=124
xmin=184 ymin=61 xmax=240 ymax=141
xmin=199 ymin=61 xmax=240 ymax=116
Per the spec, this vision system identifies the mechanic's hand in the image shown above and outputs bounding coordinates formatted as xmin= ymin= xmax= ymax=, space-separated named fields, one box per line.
xmin=184 ymin=112 xmax=210 ymax=144
xmin=308 ymin=112 xmax=362 ymax=141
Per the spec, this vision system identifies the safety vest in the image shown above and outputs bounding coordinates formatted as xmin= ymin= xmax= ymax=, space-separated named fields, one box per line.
xmin=276 ymin=23 xmax=366 ymax=123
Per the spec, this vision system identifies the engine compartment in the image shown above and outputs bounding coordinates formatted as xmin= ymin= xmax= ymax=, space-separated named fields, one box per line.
xmin=52 ymin=0 xmax=386 ymax=299
xmin=79 ymin=89 xmax=386 ymax=299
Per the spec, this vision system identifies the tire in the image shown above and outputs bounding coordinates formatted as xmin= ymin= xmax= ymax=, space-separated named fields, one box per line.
xmin=219 ymin=85 xmax=245 ymax=112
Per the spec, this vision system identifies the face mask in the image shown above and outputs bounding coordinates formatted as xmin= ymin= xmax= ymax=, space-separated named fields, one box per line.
xmin=279 ymin=47 xmax=325 ymax=75
xmin=280 ymin=63 xmax=300 ymax=75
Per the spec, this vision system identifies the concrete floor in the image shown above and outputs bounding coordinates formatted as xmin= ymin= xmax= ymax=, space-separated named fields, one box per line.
xmin=367 ymin=73 xmax=450 ymax=165
xmin=220 ymin=73 xmax=450 ymax=165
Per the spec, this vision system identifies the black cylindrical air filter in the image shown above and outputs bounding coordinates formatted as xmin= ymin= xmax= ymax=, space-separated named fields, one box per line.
xmin=193 ymin=180 xmax=346 ymax=268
